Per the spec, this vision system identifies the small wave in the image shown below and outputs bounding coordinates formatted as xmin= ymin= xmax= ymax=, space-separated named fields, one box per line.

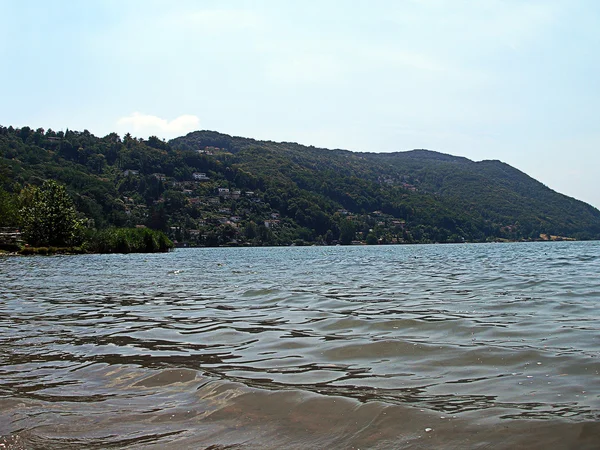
xmin=241 ymin=288 xmax=280 ymax=297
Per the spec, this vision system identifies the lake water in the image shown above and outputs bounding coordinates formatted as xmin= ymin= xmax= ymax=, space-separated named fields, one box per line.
xmin=1 ymin=242 xmax=599 ymax=449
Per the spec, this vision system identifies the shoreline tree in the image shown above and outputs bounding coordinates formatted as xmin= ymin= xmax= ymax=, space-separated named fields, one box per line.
xmin=19 ymin=180 xmax=85 ymax=247
xmin=0 ymin=186 xmax=18 ymax=227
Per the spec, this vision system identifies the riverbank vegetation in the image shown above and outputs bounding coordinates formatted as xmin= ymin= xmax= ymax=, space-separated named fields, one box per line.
xmin=1 ymin=125 xmax=599 ymax=247
xmin=84 ymin=227 xmax=174 ymax=253
xmin=0 ymin=179 xmax=172 ymax=254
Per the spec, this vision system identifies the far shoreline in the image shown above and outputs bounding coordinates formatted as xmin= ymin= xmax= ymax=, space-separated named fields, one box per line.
xmin=3 ymin=238 xmax=593 ymax=257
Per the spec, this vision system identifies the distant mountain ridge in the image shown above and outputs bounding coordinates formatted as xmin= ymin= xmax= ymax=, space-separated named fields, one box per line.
xmin=1 ymin=125 xmax=599 ymax=245
xmin=170 ymin=130 xmax=600 ymax=241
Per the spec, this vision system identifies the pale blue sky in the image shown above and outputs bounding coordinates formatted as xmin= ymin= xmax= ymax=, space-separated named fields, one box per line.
xmin=1 ymin=0 xmax=599 ymax=208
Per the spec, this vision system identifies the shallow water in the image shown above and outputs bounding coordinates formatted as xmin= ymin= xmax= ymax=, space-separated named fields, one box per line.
xmin=1 ymin=242 xmax=599 ymax=449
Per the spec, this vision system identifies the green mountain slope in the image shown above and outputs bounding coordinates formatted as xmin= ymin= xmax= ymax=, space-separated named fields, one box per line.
xmin=1 ymin=125 xmax=599 ymax=246
xmin=171 ymin=131 xmax=600 ymax=241
xmin=366 ymin=152 xmax=600 ymax=239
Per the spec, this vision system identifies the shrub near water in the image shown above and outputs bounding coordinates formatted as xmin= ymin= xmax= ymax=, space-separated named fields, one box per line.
xmin=86 ymin=228 xmax=173 ymax=253
xmin=19 ymin=180 xmax=84 ymax=247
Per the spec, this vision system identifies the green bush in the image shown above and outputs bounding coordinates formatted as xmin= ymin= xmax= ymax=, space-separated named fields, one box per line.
xmin=19 ymin=180 xmax=84 ymax=247
xmin=85 ymin=227 xmax=173 ymax=253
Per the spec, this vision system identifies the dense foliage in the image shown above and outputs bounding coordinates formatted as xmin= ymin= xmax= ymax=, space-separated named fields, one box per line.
xmin=84 ymin=227 xmax=173 ymax=253
xmin=1 ymin=125 xmax=599 ymax=246
xmin=19 ymin=180 xmax=85 ymax=247
xmin=0 ymin=185 xmax=18 ymax=227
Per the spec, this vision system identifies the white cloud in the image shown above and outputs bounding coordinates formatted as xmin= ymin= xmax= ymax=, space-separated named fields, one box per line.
xmin=117 ymin=112 xmax=200 ymax=137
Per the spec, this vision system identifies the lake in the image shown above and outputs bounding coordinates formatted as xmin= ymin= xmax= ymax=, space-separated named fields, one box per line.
xmin=1 ymin=242 xmax=599 ymax=449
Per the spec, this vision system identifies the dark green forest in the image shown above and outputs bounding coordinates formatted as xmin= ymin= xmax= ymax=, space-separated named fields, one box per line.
xmin=1 ymin=125 xmax=599 ymax=247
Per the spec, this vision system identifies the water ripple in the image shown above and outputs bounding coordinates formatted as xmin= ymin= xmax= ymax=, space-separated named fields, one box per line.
xmin=1 ymin=242 xmax=600 ymax=448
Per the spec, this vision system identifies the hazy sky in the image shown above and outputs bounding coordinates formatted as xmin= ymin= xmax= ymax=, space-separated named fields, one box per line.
xmin=1 ymin=0 xmax=599 ymax=208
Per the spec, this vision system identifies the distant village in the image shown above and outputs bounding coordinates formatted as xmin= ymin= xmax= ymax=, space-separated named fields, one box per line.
xmin=117 ymin=146 xmax=416 ymax=247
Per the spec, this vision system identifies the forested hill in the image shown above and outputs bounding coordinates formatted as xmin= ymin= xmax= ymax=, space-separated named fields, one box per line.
xmin=1 ymin=125 xmax=599 ymax=246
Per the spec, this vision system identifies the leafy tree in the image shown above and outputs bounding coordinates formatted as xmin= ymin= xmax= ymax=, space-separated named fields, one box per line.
xmin=244 ymin=221 xmax=258 ymax=239
xmin=339 ymin=219 xmax=356 ymax=245
xmin=0 ymin=186 xmax=18 ymax=227
xmin=86 ymin=153 xmax=107 ymax=174
xmin=366 ymin=232 xmax=378 ymax=245
xmin=19 ymin=180 xmax=85 ymax=246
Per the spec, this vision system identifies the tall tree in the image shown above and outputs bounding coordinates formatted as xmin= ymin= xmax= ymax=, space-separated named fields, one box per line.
xmin=339 ymin=218 xmax=356 ymax=245
xmin=19 ymin=180 xmax=85 ymax=246
xmin=0 ymin=186 xmax=18 ymax=227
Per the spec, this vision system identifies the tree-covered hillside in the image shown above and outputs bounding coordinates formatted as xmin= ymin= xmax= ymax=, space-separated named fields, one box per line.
xmin=2 ymin=125 xmax=599 ymax=246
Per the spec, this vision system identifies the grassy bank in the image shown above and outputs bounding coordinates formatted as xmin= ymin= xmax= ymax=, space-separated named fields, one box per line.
xmin=18 ymin=246 xmax=87 ymax=255
xmin=83 ymin=227 xmax=173 ymax=253
xmin=4 ymin=227 xmax=173 ymax=255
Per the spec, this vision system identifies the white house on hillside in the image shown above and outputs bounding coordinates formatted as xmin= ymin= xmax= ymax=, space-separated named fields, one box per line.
xmin=193 ymin=172 xmax=209 ymax=181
